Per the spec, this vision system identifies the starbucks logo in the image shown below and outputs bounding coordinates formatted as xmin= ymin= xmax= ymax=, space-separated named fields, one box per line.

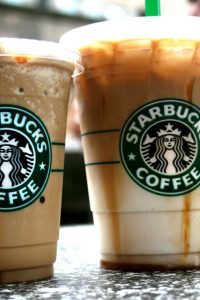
xmin=120 ymin=99 xmax=200 ymax=196
xmin=0 ymin=130 xmax=35 ymax=188
xmin=0 ymin=105 xmax=51 ymax=211
xmin=141 ymin=121 xmax=197 ymax=175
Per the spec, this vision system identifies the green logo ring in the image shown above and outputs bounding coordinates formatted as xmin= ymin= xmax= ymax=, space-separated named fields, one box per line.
xmin=0 ymin=105 xmax=52 ymax=211
xmin=120 ymin=98 xmax=200 ymax=196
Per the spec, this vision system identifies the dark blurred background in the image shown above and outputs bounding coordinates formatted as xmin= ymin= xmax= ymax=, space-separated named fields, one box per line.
xmin=0 ymin=0 xmax=188 ymax=224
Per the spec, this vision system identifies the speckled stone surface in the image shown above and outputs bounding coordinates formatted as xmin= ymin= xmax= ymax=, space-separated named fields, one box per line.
xmin=1 ymin=225 xmax=200 ymax=299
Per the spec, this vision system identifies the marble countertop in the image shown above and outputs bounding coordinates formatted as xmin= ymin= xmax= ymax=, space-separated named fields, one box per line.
xmin=1 ymin=225 xmax=200 ymax=299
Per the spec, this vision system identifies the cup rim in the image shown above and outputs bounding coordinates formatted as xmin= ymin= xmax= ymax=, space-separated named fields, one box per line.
xmin=0 ymin=37 xmax=83 ymax=76
xmin=60 ymin=16 xmax=200 ymax=50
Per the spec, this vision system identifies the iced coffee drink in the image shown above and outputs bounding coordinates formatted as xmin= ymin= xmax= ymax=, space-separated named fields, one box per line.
xmin=0 ymin=38 xmax=75 ymax=283
xmin=61 ymin=17 xmax=200 ymax=269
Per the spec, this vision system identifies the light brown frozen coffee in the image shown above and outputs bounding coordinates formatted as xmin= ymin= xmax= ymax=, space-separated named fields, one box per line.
xmin=61 ymin=17 xmax=200 ymax=270
xmin=0 ymin=38 xmax=75 ymax=283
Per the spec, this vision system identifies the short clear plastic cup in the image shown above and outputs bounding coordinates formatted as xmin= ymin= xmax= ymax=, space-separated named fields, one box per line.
xmin=0 ymin=38 xmax=80 ymax=283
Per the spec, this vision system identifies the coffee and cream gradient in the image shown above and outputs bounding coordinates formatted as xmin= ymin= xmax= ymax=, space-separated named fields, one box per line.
xmin=62 ymin=17 xmax=200 ymax=269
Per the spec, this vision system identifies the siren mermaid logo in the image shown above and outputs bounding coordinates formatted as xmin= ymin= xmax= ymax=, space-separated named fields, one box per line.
xmin=0 ymin=105 xmax=52 ymax=211
xmin=120 ymin=99 xmax=200 ymax=196
xmin=0 ymin=131 xmax=35 ymax=188
xmin=141 ymin=122 xmax=196 ymax=175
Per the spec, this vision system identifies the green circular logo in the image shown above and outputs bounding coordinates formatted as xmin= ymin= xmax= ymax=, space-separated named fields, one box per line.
xmin=0 ymin=105 xmax=52 ymax=211
xmin=120 ymin=99 xmax=200 ymax=196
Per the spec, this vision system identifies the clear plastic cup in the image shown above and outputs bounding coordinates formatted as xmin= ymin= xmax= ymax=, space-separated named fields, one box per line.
xmin=0 ymin=38 xmax=80 ymax=283
xmin=61 ymin=17 xmax=200 ymax=269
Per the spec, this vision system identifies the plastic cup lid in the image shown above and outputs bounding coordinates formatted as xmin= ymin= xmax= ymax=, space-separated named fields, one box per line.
xmin=60 ymin=16 xmax=200 ymax=50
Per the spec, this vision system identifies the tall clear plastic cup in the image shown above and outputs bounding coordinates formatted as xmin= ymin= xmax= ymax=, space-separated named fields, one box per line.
xmin=0 ymin=38 xmax=80 ymax=283
xmin=61 ymin=17 xmax=200 ymax=269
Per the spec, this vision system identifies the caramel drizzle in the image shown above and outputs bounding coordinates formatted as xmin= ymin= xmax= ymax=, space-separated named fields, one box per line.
xmin=183 ymin=193 xmax=191 ymax=255
xmin=102 ymin=42 xmax=121 ymax=255
xmin=183 ymin=41 xmax=197 ymax=256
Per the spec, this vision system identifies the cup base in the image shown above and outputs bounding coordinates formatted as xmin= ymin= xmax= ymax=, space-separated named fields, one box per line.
xmin=0 ymin=264 xmax=53 ymax=284
xmin=101 ymin=253 xmax=200 ymax=270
